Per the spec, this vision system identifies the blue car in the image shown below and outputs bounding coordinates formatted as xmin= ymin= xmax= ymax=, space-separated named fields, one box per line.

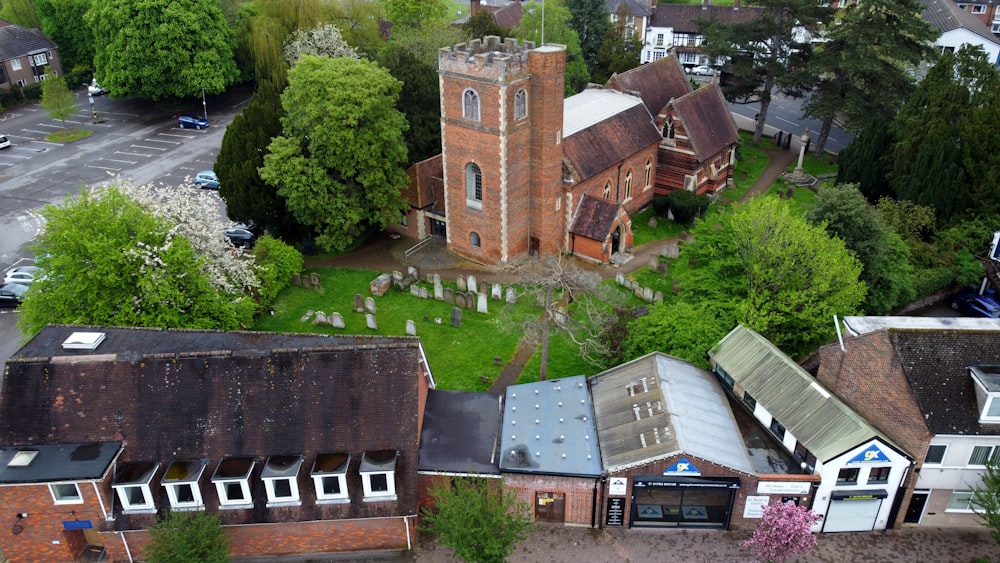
xmin=193 ymin=171 xmax=219 ymax=189
xmin=951 ymin=288 xmax=1000 ymax=318
xmin=178 ymin=115 xmax=209 ymax=129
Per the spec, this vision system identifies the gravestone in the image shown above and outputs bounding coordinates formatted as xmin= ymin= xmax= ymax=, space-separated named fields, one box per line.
xmin=353 ymin=294 xmax=364 ymax=313
xmin=410 ymin=284 xmax=421 ymax=297
xmin=648 ymin=256 xmax=659 ymax=272
xmin=405 ymin=320 xmax=416 ymax=336
xmin=616 ymin=272 xmax=625 ymax=286
xmin=330 ymin=312 xmax=345 ymax=328
xmin=506 ymin=287 xmax=516 ymax=304
xmin=392 ymin=271 xmax=403 ymax=281
xmin=434 ymin=279 xmax=444 ymax=300
xmin=444 ymin=288 xmax=454 ymax=304
xmin=634 ymin=286 xmax=644 ymax=300
xmin=312 ymin=311 xmax=328 ymax=325
xmin=653 ymin=291 xmax=664 ymax=303
xmin=672 ymin=279 xmax=681 ymax=294
xmin=467 ymin=275 xmax=478 ymax=295
xmin=370 ymin=273 xmax=391 ymax=296
xmin=299 ymin=310 xmax=314 ymax=323
xmin=408 ymin=266 xmax=418 ymax=279
xmin=451 ymin=307 xmax=462 ymax=327
xmin=491 ymin=283 xmax=502 ymax=301
xmin=657 ymin=261 xmax=669 ymax=275
xmin=291 ymin=272 xmax=301 ymax=287
xmin=455 ymin=292 xmax=467 ymax=309
xmin=465 ymin=292 xmax=476 ymax=310
xmin=420 ymin=287 xmax=430 ymax=299
xmin=477 ymin=292 xmax=488 ymax=314
xmin=643 ymin=287 xmax=654 ymax=302
xmin=457 ymin=275 xmax=467 ymax=291
xmin=366 ymin=314 xmax=377 ymax=330
xmin=432 ymin=273 xmax=441 ymax=285
xmin=300 ymin=275 xmax=312 ymax=289
xmin=310 ymin=273 xmax=321 ymax=290
xmin=663 ymin=243 xmax=680 ymax=259
xmin=365 ymin=297 xmax=376 ymax=315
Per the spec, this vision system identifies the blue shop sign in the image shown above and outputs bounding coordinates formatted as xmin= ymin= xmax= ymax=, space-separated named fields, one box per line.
xmin=663 ymin=457 xmax=701 ymax=476
xmin=848 ymin=444 xmax=889 ymax=465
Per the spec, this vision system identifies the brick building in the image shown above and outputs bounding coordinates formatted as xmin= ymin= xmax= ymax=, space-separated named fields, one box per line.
xmin=0 ymin=20 xmax=63 ymax=89
xmin=0 ymin=326 xmax=434 ymax=562
xmin=394 ymin=36 xmax=737 ymax=266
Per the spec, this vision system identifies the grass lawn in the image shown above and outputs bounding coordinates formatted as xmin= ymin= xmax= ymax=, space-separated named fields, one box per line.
xmin=786 ymin=152 xmax=839 ymax=177
xmin=631 ymin=206 xmax=686 ymax=247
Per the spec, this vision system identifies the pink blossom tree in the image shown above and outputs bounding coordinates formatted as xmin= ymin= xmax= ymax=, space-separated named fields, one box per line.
xmin=740 ymin=501 xmax=819 ymax=562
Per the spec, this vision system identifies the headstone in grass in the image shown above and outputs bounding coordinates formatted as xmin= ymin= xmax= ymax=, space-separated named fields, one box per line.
xmin=455 ymin=292 xmax=467 ymax=309
xmin=457 ymin=275 xmax=467 ymax=291
xmin=491 ymin=283 xmax=502 ymax=300
xmin=311 ymin=273 xmax=321 ymax=290
xmin=506 ymin=287 xmax=516 ymax=304
xmin=657 ymin=261 xmax=669 ymax=275
xmin=406 ymin=320 xmax=416 ymax=336
xmin=366 ymin=313 xmax=377 ymax=330
xmin=410 ymin=284 xmax=421 ymax=297
xmin=393 ymin=271 xmax=403 ymax=281
xmin=672 ymin=279 xmax=681 ymax=294
xmin=408 ymin=266 xmax=418 ymax=279
xmin=468 ymin=275 xmax=478 ymax=294
xmin=331 ymin=312 xmax=345 ymax=328
xmin=653 ymin=291 xmax=663 ymax=303
xmin=365 ymin=297 xmax=376 ymax=314
xmin=616 ymin=272 xmax=625 ymax=286
xmin=421 ymin=287 xmax=430 ymax=299
xmin=444 ymin=287 xmax=454 ymax=303
xmin=313 ymin=311 xmax=328 ymax=325
xmin=292 ymin=272 xmax=301 ymax=286
xmin=370 ymin=273 xmax=391 ymax=296
xmin=477 ymin=292 xmax=488 ymax=314
xmin=634 ymin=286 xmax=644 ymax=300
xmin=451 ymin=307 xmax=462 ymax=327
xmin=648 ymin=256 xmax=658 ymax=271
xmin=643 ymin=287 xmax=654 ymax=302
xmin=300 ymin=310 xmax=314 ymax=323
xmin=465 ymin=292 xmax=476 ymax=310
xmin=354 ymin=294 xmax=364 ymax=312
xmin=434 ymin=279 xmax=444 ymax=300
xmin=432 ymin=273 xmax=441 ymax=285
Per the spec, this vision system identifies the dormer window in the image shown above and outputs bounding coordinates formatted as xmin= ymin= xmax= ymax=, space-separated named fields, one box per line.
xmin=969 ymin=366 xmax=1000 ymax=423
xmin=262 ymin=455 xmax=303 ymax=507
xmin=360 ymin=450 xmax=397 ymax=501
xmin=312 ymin=453 xmax=350 ymax=504
xmin=113 ymin=461 xmax=159 ymax=513
xmin=211 ymin=457 xmax=255 ymax=509
xmin=162 ymin=459 xmax=207 ymax=510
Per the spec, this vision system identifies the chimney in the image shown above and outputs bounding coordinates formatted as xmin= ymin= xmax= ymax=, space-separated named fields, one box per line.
xmin=471 ymin=0 xmax=481 ymax=17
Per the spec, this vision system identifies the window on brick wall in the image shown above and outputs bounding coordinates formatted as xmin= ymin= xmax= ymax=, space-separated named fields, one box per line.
xmin=312 ymin=453 xmax=350 ymax=503
xmin=360 ymin=450 xmax=397 ymax=501
xmin=645 ymin=159 xmax=652 ymax=190
xmin=262 ymin=455 xmax=303 ymax=507
xmin=604 ymin=182 xmax=611 ymax=199
xmin=470 ymin=232 xmax=481 ymax=247
xmin=10 ymin=58 xmax=21 ymax=71
xmin=515 ymin=89 xmax=527 ymax=120
xmin=465 ymin=162 xmax=483 ymax=209
xmin=973 ymin=5 xmax=986 ymax=13
xmin=463 ymin=89 xmax=480 ymax=121
xmin=50 ymin=483 xmax=83 ymax=504
xmin=112 ymin=461 xmax=159 ymax=513
xmin=162 ymin=459 xmax=207 ymax=510
xmin=624 ymin=170 xmax=633 ymax=200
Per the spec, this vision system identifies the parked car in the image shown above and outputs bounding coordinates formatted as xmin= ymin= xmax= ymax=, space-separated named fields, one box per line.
xmin=178 ymin=115 xmax=209 ymax=129
xmin=0 ymin=135 xmax=9 ymax=150
xmin=2 ymin=265 xmax=40 ymax=286
xmin=88 ymin=78 xmax=108 ymax=96
xmin=193 ymin=171 xmax=219 ymax=189
xmin=0 ymin=283 xmax=28 ymax=307
xmin=224 ymin=226 xmax=257 ymax=248
xmin=687 ymin=65 xmax=714 ymax=76
xmin=951 ymin=288 xmax=1000 ymax=318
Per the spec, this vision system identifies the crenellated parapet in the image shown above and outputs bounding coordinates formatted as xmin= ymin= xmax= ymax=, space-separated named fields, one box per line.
xmin=438 ymin=36 xmax=536 ymax=81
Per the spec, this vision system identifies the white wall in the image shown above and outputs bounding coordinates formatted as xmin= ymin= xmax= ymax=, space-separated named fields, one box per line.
xmin=938 ymin=28 xmax=1000 ymax=65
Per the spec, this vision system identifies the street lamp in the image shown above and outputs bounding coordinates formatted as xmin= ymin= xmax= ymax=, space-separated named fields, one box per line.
xmin=88 ymin=93 xmax=97 ymax=124
xmin=201 ymin=87 xmax=208 ymax=122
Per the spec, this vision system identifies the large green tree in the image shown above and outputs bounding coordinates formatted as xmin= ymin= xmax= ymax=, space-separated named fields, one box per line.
xmin=421 ymin=477 xmax=535 ymax=563
xmin=462 ymin=9 xmax=512 ymax=42
xmin=835 ymin=115 xmax=894 ymax=202
xmin=0 ymin=0 xmax=41 ymax=28
xmin=382 ymin=0 xmax=448 ymax=27
xmin=87 ymin=0 xmax=240 ymax=99
xmin=378 ymin=43 xmax=442 ymax=165
xmin=591 ymin=4 xmax=642 ymax=84
xmin=518 ymin=0 xmax=590 ymax=94
xmin=145 ymin=512 xmax=229 ymax=563
xmin=19 ymin=186 xmax=254 ymax=337
xmin=565 ymin=0 xmax=608 ymax=75
xmin=801 ymin=0 xmax=937 ymax=154
xmin=259 ymin=56 xmax=409 ymax=253
xmin=677 ymin=196 xmax=866 ymax=356
xmin=973 ymin=461 xmax=1000 ymax=546
xmin=36 ymin=0 xmax=95 ymax=71
xmin=40 ymin=68 xmax=76 ymax=124
xmin=698 ymin=0 xmax=832 ymax=143
xmin=623 ymin=301 xmax=734 ymax=368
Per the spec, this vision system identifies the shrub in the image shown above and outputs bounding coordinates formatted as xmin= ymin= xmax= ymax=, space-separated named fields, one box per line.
xmin=652 ymin=195 xmax=670 ymax=217
xmin=666 ymin=190 xmax=710 ymax=224
xmin=253 ymin=236 xmax=304 ymax=308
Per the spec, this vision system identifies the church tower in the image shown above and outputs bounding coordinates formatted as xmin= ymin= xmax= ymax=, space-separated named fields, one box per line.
xmin=438 ymin=37 xmax=566 ymax=265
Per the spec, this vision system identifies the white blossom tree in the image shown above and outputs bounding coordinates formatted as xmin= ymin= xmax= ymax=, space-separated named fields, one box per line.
xmin=283 ymin=23 xmax=358 ymax=64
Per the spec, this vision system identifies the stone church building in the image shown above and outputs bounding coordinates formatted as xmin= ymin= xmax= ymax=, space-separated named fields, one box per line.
xmin=395 ymin=36 xmax=738 ymax=266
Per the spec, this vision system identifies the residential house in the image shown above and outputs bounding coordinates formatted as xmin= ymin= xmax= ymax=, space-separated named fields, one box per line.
xmin=607 ymin=0 xmax=654 ymax=42
xmin=709 ymin=326 xmax=913 ymax=532
xmin=919 ymin=0 xmax=1000 ymax=63
xmin=639 ymin=3 xmax=763 ymax=67
xmin=0 ymin=20 xmax=63 ymax=88
xmin=952 ymin=0 xmax=1000 ymax=38
xmin=816 ymin=320 xmax=1000 ymax=527
xmin=0 ymin=326 xmax=434 ymax=562
xmin=467 ymin=0 xmax=523 ymax=29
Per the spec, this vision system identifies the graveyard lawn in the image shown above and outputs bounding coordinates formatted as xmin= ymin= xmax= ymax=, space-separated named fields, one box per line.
xmin=254 ymin=268 xmax=544 ymax=390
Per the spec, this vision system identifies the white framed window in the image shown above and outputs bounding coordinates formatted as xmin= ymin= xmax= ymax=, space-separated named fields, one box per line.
xmin=360 ymin=451 xmax=397 ymax=501
xmin=112 ymin=461 xmax=159 ymax=513
xmin=992 ymin=22 xmax=1000 ymax=32
xmin=968 ymin=445 xmax=1000 ymax=466
xmin=211 ymin=457 xmax=255 ymax=509
xmin=465 ymin=162 xmax=483 ymax=209
xmin=946 ymin=490 xmax=981 ymax=512
xmin=32 ymin=53 xmax=47 ymax=66
xmin=262 ymin=455 xmax=303 ymax=507
xmin=15 ymin=79 xmax=26 ymax=87
xmin=50 ymin=483 xmax=83 ymax=505
xmin=10 ymin=58 xmax=21 ymax=71
xmin=514 ymin=88 xmax=527 ymax=120
xmin=162 ymin=459 xmax=207 ymax=510
xmin=312 ymin=453 xmax=350 ymax=504
xmin=973 ymin=5 xmax=986 ymax=13
xmin=924 ymin=444 xmax=947 ymax=464
xmin=463 ymin=89 xmax=480 ymax=121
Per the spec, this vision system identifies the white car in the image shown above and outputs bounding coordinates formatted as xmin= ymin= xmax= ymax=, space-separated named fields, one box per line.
xmin=88 ymin=79 xmax=108 ymax=96
xmin=3 ymin=265 xmax=41 ymax=286
xmin=688 ymin=65 xmax=714 ymax=76
xmin=0 ymin=135 xmax=9 ymax=150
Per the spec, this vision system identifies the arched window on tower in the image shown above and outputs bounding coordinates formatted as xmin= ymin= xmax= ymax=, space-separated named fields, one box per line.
xmin=463 ymin=89 xmax=480 ymax=121
xmin=466 ymin=162 xmax=483 ymax=209
xmin=470 ymin=232 xmax=481 ymax=248
xmin=515 ymin=89 xmax=527 ymax=120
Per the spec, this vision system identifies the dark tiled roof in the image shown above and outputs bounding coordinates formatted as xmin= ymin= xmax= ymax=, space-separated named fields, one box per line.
xmin=485 ymin=2 xmax=523 ymax=29
xmin=889 ymin=329 xmax=1000 ymax=435
xmin=418 ymin=390 xmax=501 ymax=474
xmin=0 ymin=326 xmax=427 ymax=521
xmin=920 ymin=0 xmax=996 ymax=39
xmin=649 ymin=4 xmax=763 ymax=30
xmin=563 ymin=103 xmax=660 ymax=181
xmin=405 ymin=154 xmax=443 ymax=209
xmin=569 ymin=194 xmax=618 ymax=241
xmin=606 ymin=0 xmax=652 ymax=18
xmin=607 ymin=55 xmax=690 ymax=116
xmin=670 ymin=81 xmax=738 ymax=161
xmin=0 ymin=22 xmax=56 ymax=62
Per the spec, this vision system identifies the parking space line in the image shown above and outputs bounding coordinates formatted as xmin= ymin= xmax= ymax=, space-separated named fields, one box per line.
xmin=116 ymin=150 xmax=152 ymax=157
xmin=0 ymin=153 xmax=31 ymax=159
xmin=85 ymin=164 xmax=122 ymax=171
xmin=0 ymin=162 xmax=13 ymax=167
xmin=132 ymin=144 xmax=166 ymax=151
xmin=59 ymin=119 xmax=86 ymax=125
xmin=38 ymin=123 xmax=64 ymax=129
xmin=0 ymin=113 xmax=21 ymax=120
xmin=147 ymin=138 xmax=181 ymax=145
xmin=106 ymin=158 xmax=137 ymax=164
xmin=30 ymin=140 xmax=63 ymax=147
xmin=21 ymin=129 xmax=48 ymax=134
xmin=160 ymin=133 xmax=195 ymax=139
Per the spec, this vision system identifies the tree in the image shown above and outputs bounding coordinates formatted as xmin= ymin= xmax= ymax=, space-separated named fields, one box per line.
xmin=284 ymin=23 xmax=358 ymax=63
xmin=421 ymin=477 xmax=535 ymax=563
xmin=835 ymin=115 xmax=894 ymax=202
xmin=699 ymin=0 xmax=832 ymax=143
xmin=0 ymin=0 xmax=41 ymax=29
xmin=518 ymin=0 xmax=591 ymax=94
xmin=801 ymin=0 xmax=937 ymax=154
xmin=378 ymin=43 xmax=442 ymax=165
xmin=677 ymin=196 xmax=866 ymax=356
xmin=87 ymin=0 xmax=240 ymax=99
xmin=145 ymin=511 xmax=230 ymax=563
xmin=335 ymin=0 xmax=385 ymax=59
xmin=462 ymin=9 xmax=512 ymax=42
xmin=591 ymin=5 xmax=641 ymax=84
xmin=898 ymin=139 xmax=969 ymax=222
xmin=382 ymin=0 xmax=448 ymax=27
xmin=36 ymin=0 xmax=95 ymax=71
xmin=19 ymin=185 xmax=255 ymax=337
xmin=961 ymin=74 xmax=1000 ymax=217
xmin=40 ymin=68 xmax=76 ymax=124
xmin=876 ymin=197 xmax=937 ymax=244
xmin=808 ymin=184 xmax=914 ymax=314
xmin=565 ymin=0 xmax=608 ymax=75
xmin=259 ymin=56 xmax=409 ymax=253
xmin=973 ymin=461 xmax=1000 ymax=545
xmin=740 ymin=501 xmax=819 ymax=562
xmin=623 ymin=301 xmax=735 ymax=368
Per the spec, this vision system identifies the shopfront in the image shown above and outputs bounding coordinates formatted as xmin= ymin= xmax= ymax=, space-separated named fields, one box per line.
xmin=630 ymin=474 xmax=740 ymax=529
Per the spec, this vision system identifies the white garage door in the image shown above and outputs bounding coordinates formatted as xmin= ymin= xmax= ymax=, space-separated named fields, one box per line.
xmin=823 ymin=499 xmax=881 ymax=532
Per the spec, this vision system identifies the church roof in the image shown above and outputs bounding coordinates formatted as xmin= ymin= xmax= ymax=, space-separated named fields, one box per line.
xmin=569 ymin=194 xmax=618 ymax=241
xmin=606 ymin=55 xmax=691 ymax=116
xmin=670 ymin=81 xmax=738 ymax=162
xmin=563 ymin=91 xmax=661 ymax=181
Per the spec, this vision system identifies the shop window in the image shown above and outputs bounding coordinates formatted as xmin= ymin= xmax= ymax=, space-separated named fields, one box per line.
xmin=162 ymin=459 xmax=207 ymax=510
xmin=312 ymin=453 xmax=350 ymax=503
xmin=360 ymin=450 xmax=397 ymax=501
xmin=924 ymin=444 xmax=946 ymax=464
xmin=112 ymin=461 xmax=159 ymax=513
xmin=50 ymin=483 xmax=83 ymax=505
xmin=262 ymin=455 xmax=303 ymax=507
xmin=836 ymin=467 xmax=859 ymax=485
xmin=868 ymin=466 xmax=891 ymax=484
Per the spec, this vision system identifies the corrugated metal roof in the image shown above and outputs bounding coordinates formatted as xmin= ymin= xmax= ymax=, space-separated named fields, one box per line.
xmin=563 ymin=89 xmax=644 ymax=137
xmin=709 ymin=326 xmax=899 ymax=463
xmin=590 ymin=352 xmax=754 ymax=474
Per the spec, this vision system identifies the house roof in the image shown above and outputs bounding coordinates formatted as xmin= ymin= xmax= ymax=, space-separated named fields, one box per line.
xmin=649 ymin=4 xmax=764 ymax=31
xmin=0 ymin=442 xmax=122 ymax=484
xmin=485 ymin=1 xmax=523 ymax=29
xmin=670 ymin=81 xmax=739 ymax=161
xmin=919 ymin=0 xmax=999 ymax=43
xmin=499 ymin=375 xmax=602 ymax=477
xmin=590 ymin=352 xmax=755 ymax=474
xmin=710 ymin=326 xmax=904 ymax=463
xmin=563 ymin=91 xmax=660 ymax=181
xmin=418 ymin=390 xmax=502 ymax=475
xmin=842 ymin=316 xmax=1000 ymax=336
xmin=0 ymin=325 xmax=428 ymax=521
xmin=606 ymin=0 xmax=652 ymax=18
xmin=606 ymin=55 xmax=691 ymax=117
xmin=0 ymin=21 xmax=56 ymax=62
xmin=569 ymin=194 xmax=618 ymax=241
xmin=405 ymin=154 xmax=443 ymax=210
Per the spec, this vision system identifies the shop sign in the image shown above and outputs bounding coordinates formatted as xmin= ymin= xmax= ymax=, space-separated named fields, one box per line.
xmin=663 ymin=457 xmax=701 ymax=476
xmin=608 ymin=477 xmax=628 ymax=496
xmin=757 ymin=481 xmax=811 ymax=495
xmin=847 ymin=444 xmax=889 ymax=465
xmin=743 ymin=496 xmax=770 ymax=518
xmin=606 ymin=497 xmax=625 ymax=526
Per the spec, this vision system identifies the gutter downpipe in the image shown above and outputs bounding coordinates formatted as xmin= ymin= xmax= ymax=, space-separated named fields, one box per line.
xmin=120 ymin=531 xmax=134 ymax=562
xmin=404 ymin=515 xmax=412 ymax=550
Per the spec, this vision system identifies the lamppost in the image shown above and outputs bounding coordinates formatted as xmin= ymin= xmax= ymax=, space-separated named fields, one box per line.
xmin=88 ymin=93 xmax=97 ymax=124
xmin=201 ymin=87 xmax=208 ymax=122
